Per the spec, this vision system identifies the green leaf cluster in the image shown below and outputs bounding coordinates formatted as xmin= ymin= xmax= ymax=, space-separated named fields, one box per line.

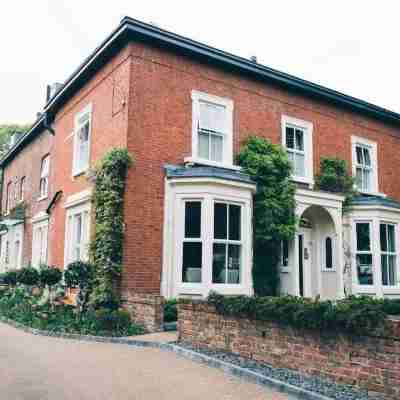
xmin=236 ymin=137 xmax=297 ymax=295
xmin=90 ymin=148 xmax=134 ymax=308
xmin=315 ymin=157 xmax=356 ymax=206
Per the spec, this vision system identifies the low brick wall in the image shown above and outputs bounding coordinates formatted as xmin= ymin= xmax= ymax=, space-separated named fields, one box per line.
xmin=178 ymin=301 xmax=400 ymax=399
xmin=122 ymin=292 xmax=164 ymax=333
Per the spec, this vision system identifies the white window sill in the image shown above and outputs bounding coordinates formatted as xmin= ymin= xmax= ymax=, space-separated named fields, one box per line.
xmin=321 ymin=268 xmax=336 ymax=272
xmin=280 ymin=266 xmax=290 ymax=273
xmin=357 ymin=189 xmax=386 ymax=198
xmin=184 ymin=157 xmax=242 ymax=171
xmin=37 ymin=196 xmax=48 ymax=202
xmin=72 ymin=168 xmax=88 ymax=178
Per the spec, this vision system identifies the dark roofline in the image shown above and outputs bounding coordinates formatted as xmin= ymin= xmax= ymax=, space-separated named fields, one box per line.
xmin=2 ymin=16 xmax=400 ymax=167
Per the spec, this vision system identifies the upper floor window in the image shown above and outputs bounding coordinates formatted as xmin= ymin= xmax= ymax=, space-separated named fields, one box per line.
xmin=190 ymin=91 xmax=233 ymax=166
xmin=351 ymin=136 xmax=378 ymax=194
xmin=73 ymin=104 xmax=92 ymax=176
xmin=13 ymin=180 xmax=18 ymax=202
xmin=20 ymin=177 xmax=26 ymax=201
xmin=6 ymin=181 xmax=12 ymax=214
xmin=281 ymin=115 xmax=313 ymax=185
xmin=39 ymin=155 xmax=50 ymax=199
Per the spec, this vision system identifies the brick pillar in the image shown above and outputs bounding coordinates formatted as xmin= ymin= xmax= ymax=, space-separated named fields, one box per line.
xmin=122 ymin=291 xmax=164 ymax=333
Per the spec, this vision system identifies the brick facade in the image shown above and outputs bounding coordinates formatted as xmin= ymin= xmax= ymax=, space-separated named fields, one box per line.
xmin=178 ymin=301 xmax=400 ymax=399
xmin=2 ymin=20 xmax=400 ymax=329
xmin=1 ymin=130 xmax=54 ymax=267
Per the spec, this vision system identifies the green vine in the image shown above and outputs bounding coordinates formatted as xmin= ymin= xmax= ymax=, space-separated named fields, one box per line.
xmin=315 ymin=157 xmax=356 ymax=208
xmin=90 ymin=148 xmax=134 ymax=309
xmin=237 ymin=137 xmax=297 ymax=296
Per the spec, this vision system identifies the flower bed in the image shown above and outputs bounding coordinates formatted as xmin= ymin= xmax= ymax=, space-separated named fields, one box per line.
xmin=0 ymin=286 xmax=144 ymax=337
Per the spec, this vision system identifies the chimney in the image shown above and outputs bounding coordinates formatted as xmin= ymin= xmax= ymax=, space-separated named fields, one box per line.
xmin=46 ymin=82 xmax=63 ymax=103
xmin=250 ymin=55 xmax=258 ymax=63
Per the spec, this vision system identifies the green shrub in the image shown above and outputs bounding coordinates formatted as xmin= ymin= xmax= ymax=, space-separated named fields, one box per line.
xmin=3 ymin=270 xmax=18 ymax=286
xmin=39 ymin=266 xmax=62 ymax=288
xmin=17 ymin=267 xmax=39 ymax=286
xmin=94 ymin=309 xmax=131 ymax=333
xmin=382 ymin=298 xmax=400 ymax=315
xmin=164 ymin=299 xmax=177 ymax=322
xmin=207 ymin=292 xmax=388 ymax=335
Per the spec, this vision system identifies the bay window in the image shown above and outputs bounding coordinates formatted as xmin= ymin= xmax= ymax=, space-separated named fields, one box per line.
xmin=182 ymin=201 xmax=203 ymax=283
xmin=212 ymin=203 xmax=241 ymax=284
xmin=380 ymin=223 xmax=398 ymax=286
xmin=355 ymin=222 xmax=373 ymax=285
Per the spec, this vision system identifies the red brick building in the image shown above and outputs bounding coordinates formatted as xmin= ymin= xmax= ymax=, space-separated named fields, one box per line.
xmin=1 ymin=17 xmax=400 ymax=330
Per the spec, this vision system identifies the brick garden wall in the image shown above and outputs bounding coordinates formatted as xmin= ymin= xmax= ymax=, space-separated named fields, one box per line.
xmin=178 ymin=301 xmax=400 ymax=399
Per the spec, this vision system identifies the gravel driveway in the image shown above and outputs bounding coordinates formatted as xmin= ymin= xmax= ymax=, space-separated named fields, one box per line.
xmin=0 ymin=323 xmax=296 ymax=400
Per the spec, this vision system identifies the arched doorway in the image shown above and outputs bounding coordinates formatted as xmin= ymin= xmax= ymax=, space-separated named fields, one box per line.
xmin=298 ymin=205 xmax=338 ymax=298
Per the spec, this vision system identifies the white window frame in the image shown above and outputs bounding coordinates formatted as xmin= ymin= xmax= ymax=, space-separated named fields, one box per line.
xmin=72 ymin=103 xmax=92 ymax=177
xmin=351 ymin=136 xmax=379 ymax=195
xmin=39 ymin=154 xmax=50 ymax=200
xmin=380 ymin=222 xmax=399 ymax=287
xmin=353 ymin=220 xmax=374 ymax=287
xmin=32 ymin=217 xmax=49 ymax=268
xmin=212 ymin=201 xmax=243 ymax=285
xmin=281 ymin=115 xmax=314 ymax=186
xmin=185 ymin=90 xmax=234 ymax=169
xmin=0 ymin=224 xmax=24 ymax=270
xmin=20 ymin=176 xmax=26 ymax=202
xmin=6 ymin=181 xmax=12 ymax=214
xmin=64 ymin=201 xmax=91 ymax=266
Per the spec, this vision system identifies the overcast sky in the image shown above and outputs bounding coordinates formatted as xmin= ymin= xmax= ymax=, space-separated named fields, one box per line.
xmin=1 ymin=1 xmax=399 ymax=124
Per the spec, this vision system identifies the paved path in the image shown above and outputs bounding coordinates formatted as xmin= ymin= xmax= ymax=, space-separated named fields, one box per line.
xmin=0 ymin=323 xmax=297 ymax=400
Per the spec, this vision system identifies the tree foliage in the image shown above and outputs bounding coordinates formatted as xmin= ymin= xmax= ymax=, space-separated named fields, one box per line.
xmin=0 ymin=124 xmax=30 ymax=155
xmin=237 ymin=137 xmax=297 ymax=296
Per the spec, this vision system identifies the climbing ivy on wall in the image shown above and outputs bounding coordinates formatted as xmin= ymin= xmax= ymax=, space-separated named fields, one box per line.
xmin=315 ymin=157 xmax=356 ymax=208
xmin=90 ymin=148 xmax=134 ymax=308
xmin=237 ymin=137 xmax=297 ymax=296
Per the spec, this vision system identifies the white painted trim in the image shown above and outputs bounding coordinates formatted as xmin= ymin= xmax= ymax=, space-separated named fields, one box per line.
xmin=281 ymin=115 xmax=314 ymax=186
xmin=183 ymin=157 xmax=242 ymax=171
xmin=32 ymin=218 xmax=49 ymax=268
xmin=351 ymin=135 xmax=380 ymax=195
xmin=64 ymin=189 xmax=92 ymax=209
xmin=168 ymin=177 xmax=256 ymax=192
xmin=191 ymin=90 xmax=234 ymax=167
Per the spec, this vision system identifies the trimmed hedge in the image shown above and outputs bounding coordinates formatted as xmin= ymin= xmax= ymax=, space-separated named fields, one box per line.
xmin=207 ymin=292 xmax=394 ymax=335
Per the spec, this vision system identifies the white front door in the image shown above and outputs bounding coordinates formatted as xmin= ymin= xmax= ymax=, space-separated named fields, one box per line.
xmin=297 ymin=228 xmax=312 ymax=297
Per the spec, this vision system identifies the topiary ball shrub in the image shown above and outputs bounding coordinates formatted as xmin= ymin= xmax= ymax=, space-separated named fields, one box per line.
xmin=164 ymin=299 xmax=178 ymax=322
xmin=64 ymin=261 xmax=94 ymax=289
xmin=3 ymin=270 xmax=18 ymax=286
xmin=39 ymin=266 xmax=62 ymax=288
xmin=17 ymin=267 xmax=39 ymax=286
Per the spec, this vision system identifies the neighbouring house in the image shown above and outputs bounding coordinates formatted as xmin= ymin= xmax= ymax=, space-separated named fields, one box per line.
xmin=1 ymin=17 xmax=400 ymax=330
